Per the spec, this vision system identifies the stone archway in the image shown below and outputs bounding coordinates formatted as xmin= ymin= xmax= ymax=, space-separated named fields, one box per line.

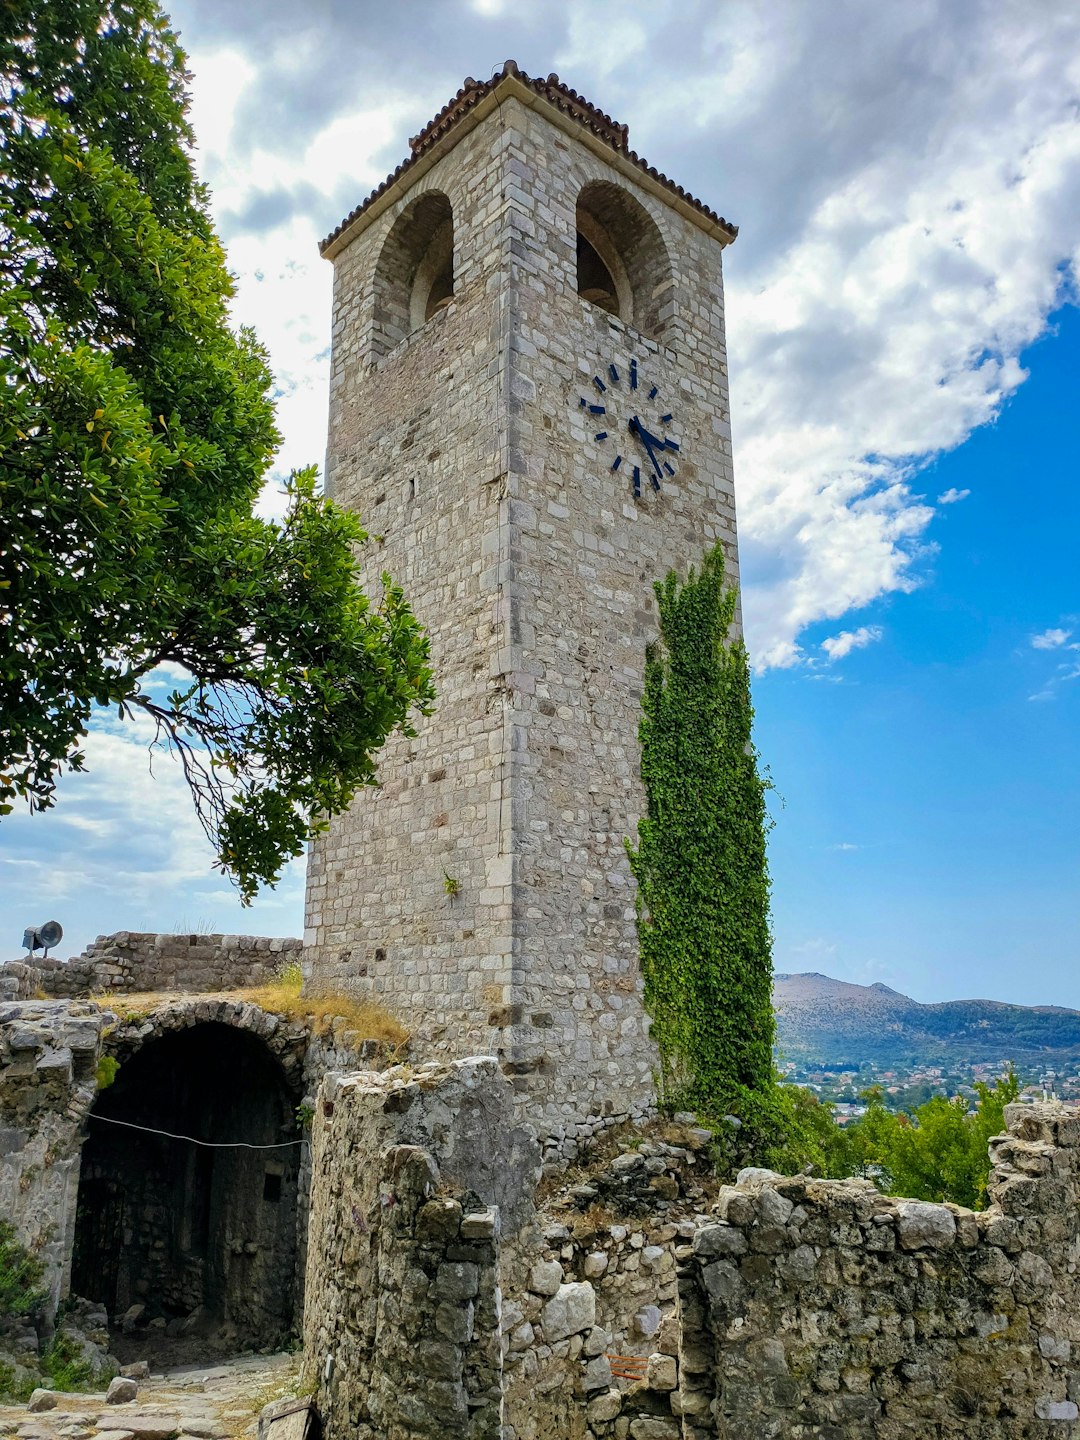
xmin=71 ymin=1017 xmax=303 ymax=1352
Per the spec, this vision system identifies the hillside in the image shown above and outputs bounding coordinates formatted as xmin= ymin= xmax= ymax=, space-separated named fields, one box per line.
xmin=774 ymin=971 xmax=1080 ymax=1071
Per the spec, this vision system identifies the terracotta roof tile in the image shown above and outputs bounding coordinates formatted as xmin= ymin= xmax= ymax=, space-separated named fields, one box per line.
xmin=320 ymin=59 xmax=736 ymax=254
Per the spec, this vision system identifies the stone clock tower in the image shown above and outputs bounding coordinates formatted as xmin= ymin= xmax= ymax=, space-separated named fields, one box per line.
xmin=304 ymin=62 xmax=739 ymax=1147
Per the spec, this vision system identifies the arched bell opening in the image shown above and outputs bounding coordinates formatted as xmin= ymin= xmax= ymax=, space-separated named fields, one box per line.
xmin=71 ymin=1022 xmax=301 ymax=1356
xmin=576 ymin=180 xmax=674 ymax=339
xmin=372 ymin=190 xmax=455 ymax=356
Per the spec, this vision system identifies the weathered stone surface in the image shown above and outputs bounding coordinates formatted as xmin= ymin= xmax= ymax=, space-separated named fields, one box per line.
xmin=528 ymin=1259 xmax=563 ymax=1296
xmin=633 ymin=1304 xmax=662 ymax=1338
xmin=1035 ymin=1398 xmax=1079 ymax=1420
xmin=96 ymin=1413 xmax=182 ymax=1438
xmin=896 ymin=1200 xmax=957 ymax=1250
xmin=26 ymin=1391 xmax=58 ymax=1413
xmin=646 ymin=1352 xmax=678 ymax=1391
xmin=106 ymin=1377 xmax=139 ymax=1404
xmin=542 ymin=1283 xmax=596 ymax=1343
xmin=587 ymin=1390 xmax=622 ymax=1423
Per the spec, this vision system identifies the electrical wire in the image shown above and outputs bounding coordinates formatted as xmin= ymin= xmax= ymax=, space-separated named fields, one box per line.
xmin=88 ymin=1113 xmax=304 ymax=1149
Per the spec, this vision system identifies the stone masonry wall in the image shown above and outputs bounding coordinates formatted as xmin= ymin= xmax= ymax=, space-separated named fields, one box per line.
xmin=2 ymin=932 xmax=302 ymax=1000
xmin=678 ymin=1102 xmax=1080 ymax=1438
xmin=303 ymin=1058 xmax=541 ymax=1438
xmin=304 ymin=1061 xmax=1080 ymax=1440
xmin=0 ymin=1000 xmax=108 ymax=1313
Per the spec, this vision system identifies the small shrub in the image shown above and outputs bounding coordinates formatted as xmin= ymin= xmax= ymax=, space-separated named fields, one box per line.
xmin=95 ymin=1055 xmax=120 ymax=1091
xmin=40 ymin=1332 xmax=102 ymax=1392
xmin=0 ymin=1221 xmax=47 ymax=1320
xmin=0 ymin=1359 xmax=37 ymax=1405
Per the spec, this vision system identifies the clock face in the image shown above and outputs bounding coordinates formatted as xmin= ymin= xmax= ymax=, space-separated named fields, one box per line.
xmin=577 ymin=356 xmax=680 ymax=499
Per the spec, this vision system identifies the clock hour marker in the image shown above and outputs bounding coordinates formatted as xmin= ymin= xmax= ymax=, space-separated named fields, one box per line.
xmin=609 ymin=363 xmax=620 ymax=383
xmin=629 ymin=359 xmax=638 ymax=390
xmin=665 ymin=439 xmax=680 ymax=452
xmin=593 ymin=376 xmax=606 ymax=393
xmin=648 ymin=385 xmax=658 ymax=400
xmin=661 ymin=413 xmax=672 ymax=423
xmin=594 ymin=431 xmax=608 ymax=441
xmin=663 ymin=461 xmax=674 ymax=477
xmin=611 ymin=455 xmax=622 ymax=471
xmin=588 ymin=404 xmax=606 ymax=414
xmin=633 ymin=465 xmax=641 ymax=498
xmin=651 ymin=474 xmax=661 ymax=492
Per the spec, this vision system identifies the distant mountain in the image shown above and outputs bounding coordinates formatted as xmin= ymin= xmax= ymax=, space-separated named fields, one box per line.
xmin=774 ymin=971 xmax=1080 ymax=1072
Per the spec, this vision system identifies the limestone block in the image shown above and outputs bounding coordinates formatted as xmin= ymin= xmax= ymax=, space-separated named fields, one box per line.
xmin=646 ymin=1353 xmax=677 ymax=1391
xmin=632 ymin=1305 xmax=662 ymax=1338
xmin=27 ymin=1390 xmax=58 ymax=1413
xmin=542 ymin=1282 xmax=595 ymax=1342
xmin=895 ymin=1201 xmax=956 ymax=1250
xmin=433 ymin=1262 xmax=479 ymax=1302
xmin=582 ymin=1355 xmax=612 ymax=1393
xmin=529 ymin=1259 xmax=564 ymax=1296
xmin=628 ymin=1419 xmax=680 ymax=1440
xmin=583 ymin=1251 xmax=608 ymax=1278
xmin=106 ymin=1377 xmax=139 ymax=1404
xmin=691 ymin=1225 xmax=746 ymax=1260
xmin=1036 ymin=1399 xmax=1079 ymax=1420
xmin=587 ymin=1390 xmax=622 ymax=1424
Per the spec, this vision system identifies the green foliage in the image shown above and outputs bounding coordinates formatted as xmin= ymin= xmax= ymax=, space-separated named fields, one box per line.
xmin=0 ymin=0 xmax=434 ymax=900
xmin=766 ymin=1081 xmax=857 ymax=1178
xmin=39 ymin=1331 xmax=102 ymax=1392
xmin=827 ymin=1071 xmax=1020 ymax=1209
xmin=0 ymin=1359 xmax=37 ymax=1405
xmin=295 ymin=1102 xmax=315 ymax=1130
xmin=627 ymin=546 xmax=776 ymax=1155
xmin=94 ymin=1054 xmax=120 ymax=1090
xmin=0 ymin=1220 xmax=47 ymax=1319
xmin=442 ymin=870 xmax=460 ymax=899
xmin=277 ymin=960 xmax=304 ymax=992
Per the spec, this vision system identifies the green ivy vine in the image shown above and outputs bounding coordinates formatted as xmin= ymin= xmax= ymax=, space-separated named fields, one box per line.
xmin=627 ymin=545 xmax=778 ymax=1151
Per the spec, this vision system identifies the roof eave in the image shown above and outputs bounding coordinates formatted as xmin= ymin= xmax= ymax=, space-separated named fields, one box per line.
xmin=320 ymin=72 xmax=737 ymax=262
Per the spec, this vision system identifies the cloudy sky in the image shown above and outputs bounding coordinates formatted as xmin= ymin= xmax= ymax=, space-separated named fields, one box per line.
xmin=3 ymin=0 xmax=1078 ymax=1005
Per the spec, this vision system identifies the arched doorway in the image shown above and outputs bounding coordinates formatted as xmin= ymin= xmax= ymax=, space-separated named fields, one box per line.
xmin=72 ymin=1022 xmax=302 ymax=1352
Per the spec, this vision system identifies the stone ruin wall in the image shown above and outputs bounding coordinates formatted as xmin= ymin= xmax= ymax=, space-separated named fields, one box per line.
xmin=304 ymin=1060 xmax=1080 ymax=1440
xmin=0 ymin=991 xmax=377 ymax=1333
xmin=1 ymin=932 xmax=302 ymax=1002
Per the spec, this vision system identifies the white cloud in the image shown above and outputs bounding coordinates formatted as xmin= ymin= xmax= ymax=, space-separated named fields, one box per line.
xmin=829 ymin=842 xmax=860 ymax=852
xmin=1032 ymin=627 xmax=1074 ymax=650
xmin=820 ymin=625 xmax=883 ymax=661
xmin=1028 ymin=625 xmax=1080 ymax=700
xmin=0 ymin=715 xmax=305 ymax=957
xmin=937 ymin=487 xmax=970 ymax=505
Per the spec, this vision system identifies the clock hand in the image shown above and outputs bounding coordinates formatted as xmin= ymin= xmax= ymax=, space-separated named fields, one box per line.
xmin=636 ymin=420 xmax=679 ymax=454
xmin=629 ymin=416 xmax=664 ymax=480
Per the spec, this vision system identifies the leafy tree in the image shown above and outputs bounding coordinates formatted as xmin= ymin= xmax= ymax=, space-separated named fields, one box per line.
xmin=627 ymin=545 xmax=776 ymax=1155
xmin=0 ymin=0 xmax=433 ymax=899
xmin=839 ymin=1072 xmax=1019 ymax=1208
xmin=766 ymin=1082 xmax=856 ymax=1178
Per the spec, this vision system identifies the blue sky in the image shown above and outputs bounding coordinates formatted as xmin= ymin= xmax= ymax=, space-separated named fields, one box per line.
xmin=761 ymin=305 xmax=1080 ymax=1004
xmin=2 ymin=1 xmax=1078 ymax=1006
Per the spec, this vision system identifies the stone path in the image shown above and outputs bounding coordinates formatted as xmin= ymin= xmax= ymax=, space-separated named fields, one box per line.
xmin=0 ymin=1353 xmax=300 ymax=1440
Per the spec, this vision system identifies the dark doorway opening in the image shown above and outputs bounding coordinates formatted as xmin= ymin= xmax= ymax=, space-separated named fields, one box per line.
xmin=72 ymin=1023 xmax=301 ymax=1355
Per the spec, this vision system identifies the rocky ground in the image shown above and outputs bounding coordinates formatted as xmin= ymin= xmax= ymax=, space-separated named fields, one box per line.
xmin=0 ymin=1352 xmax=301 ymax=1440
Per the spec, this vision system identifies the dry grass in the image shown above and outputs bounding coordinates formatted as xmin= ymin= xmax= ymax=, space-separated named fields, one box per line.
xmin=99 ymin=961 xmax=409 ymax=1051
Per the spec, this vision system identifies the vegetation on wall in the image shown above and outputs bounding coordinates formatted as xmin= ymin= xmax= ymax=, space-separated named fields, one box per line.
xmin=627 ymin=545 xmax=778 ymax=1157
xmin=0 ymin=1221 xmax=45 ymax=1320
xmin=0 ymin=0 xmax=434 ymax=901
